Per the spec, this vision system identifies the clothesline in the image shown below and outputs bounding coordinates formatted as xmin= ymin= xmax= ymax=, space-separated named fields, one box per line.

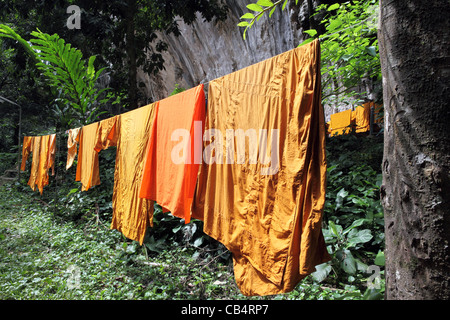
xmin=19 ymin=40 xmax=330 ymax=297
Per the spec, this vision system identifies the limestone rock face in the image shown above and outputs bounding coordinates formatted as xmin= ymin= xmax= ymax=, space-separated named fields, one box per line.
xmin=137 ymin=0 xmax=364 ymax=121
xmin=138 ymin=0 xmax=311 ymax=102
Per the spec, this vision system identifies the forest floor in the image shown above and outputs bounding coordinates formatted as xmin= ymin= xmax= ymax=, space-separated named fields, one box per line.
xmin=0 ymin=183 xmax=364 ymax=300
xmin=0 ymin=134 xmax=384 ymax=301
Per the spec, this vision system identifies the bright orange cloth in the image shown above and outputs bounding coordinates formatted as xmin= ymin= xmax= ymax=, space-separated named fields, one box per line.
xmin=330 ymin=109 xmax=352 ymax=136
xmin=191 ymin=39 xmax=330 ymax=296
xmin=66 ymin=128 xmax=80 ymax=170
xmin=21 ymin=136 xmax=33 ymax=171
xmin=96 ymin=104 xmax=156 ymax=245
xmin=76 ymin=122 xmax=100 ymax=191
xmin=26 ymin=134 xmax=56 ymax=194
xmin=139 ymin=85 xmax=206 ymax=224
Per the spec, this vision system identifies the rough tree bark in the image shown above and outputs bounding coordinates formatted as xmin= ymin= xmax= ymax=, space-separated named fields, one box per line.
xmin=378 ymin=0 xmax=450 ymax=299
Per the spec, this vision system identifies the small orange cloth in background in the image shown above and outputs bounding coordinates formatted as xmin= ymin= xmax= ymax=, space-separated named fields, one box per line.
xmin=76 ymin=122 xmax=100 ymax=191
xmin=330 ymin=109 xmax=352 ymax=136
xmin=66 ymin=128 xmax=80 ymax=170
xmin=352 ymin=104 xmax=371 ymax=133
xmin=139 ymin=85 xmax=206 ymax=224
xmin=21 ymin=136 xmax=33 ymax=171
xmin=191 ymin=40 xmax=330 ymax=296
xmin=97 ymin=105 xmax=156 ymax=245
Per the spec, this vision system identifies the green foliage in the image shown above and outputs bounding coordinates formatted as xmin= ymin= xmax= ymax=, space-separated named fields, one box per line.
xmin=0 ymin=132 xmax=384 ymax=300
xmin=302 ymin=0 xmax=381 ymax=105
xmin=0 ymin=25 xmax=110 ymax=126
xmin=239 ymin=0 xmax=299 ymax=39
xmin=308 ymin=134 xmax=385 ymax=299
xmin=169 ymin=84 xmax=186 ymax=96
xmin=239 ymin=0 xmax=382 ymax=107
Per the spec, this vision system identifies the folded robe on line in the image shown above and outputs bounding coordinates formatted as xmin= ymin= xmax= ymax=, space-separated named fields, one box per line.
xmin=330 ymin=109 xmax=352 ymax=136
xmin=191 ymin=39 xmax=330 ymax=296
xmin=75 ymin=117 xmax=117 ymax=191
xmin=21 ymin=133 xmax=56 ymax=195
xmin=95 ymin=105 xmax=156 ymax=245
xmin=139 ymin=84 xmax=206 ymax=224
xmin=66 ymin=127 xmax=80 ymax=170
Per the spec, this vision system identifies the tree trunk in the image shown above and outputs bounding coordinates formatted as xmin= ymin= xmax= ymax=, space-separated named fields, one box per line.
xmin=378 ymin=0 xmax=450 ymax=299
xmin=126 ymin=0 xmax=137 ymax=110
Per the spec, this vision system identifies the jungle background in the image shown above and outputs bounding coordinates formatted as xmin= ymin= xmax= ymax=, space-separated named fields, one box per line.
xmin=0 ymin=0 xmax=385 ymax=300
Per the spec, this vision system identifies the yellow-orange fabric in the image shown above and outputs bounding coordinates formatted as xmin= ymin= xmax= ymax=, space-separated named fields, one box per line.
xmin=21 ymin=136 xmax=33 ymax=171
xmin=27 ymin=136 xmax=41 ymax=191
xmin=76 ymin=122 xmax=100 ymax=191
xmin=354 ymin=104 xmax=370 ymax=133
xmin=75 ymin=117 xmax=118 ymax=191
xmin=330 ymin=109 xmax=352 ymax=136
xmin=96 ymin=104 xmax=156 ymax=245
xmin=191 ymin=39 xmax=330 ymax=296
xmin=35 ymin=135 xmax=50 ymax=194
xmin=66 ymin=128 xmax=80 ymax=170
xmin=139 ymin=85 xmax=206 ymax=224
xmin=47 ymin=134 xmax=56 ymax=176
xmin=95 ymin=116 xmax=118 ymax=152
xmin=26 ymin=134 xmax=56 ymax=194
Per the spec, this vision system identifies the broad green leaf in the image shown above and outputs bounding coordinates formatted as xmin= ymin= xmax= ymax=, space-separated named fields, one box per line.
xmin=362 ymin=288 xmax=384 ymax=300
xmin=375 ymin=250 xmax=385 ymax=266
xmin=238 ymin=21 xmax=250 ymax=27
xmin=347 ymin=229 xmax=373 ymax=247
xmin=257 ymin=0 xmax=274 ymax=7
xmin=269 ymin=6 xmax=277 ymax=17
xmin=327 ymin=19 xmax=343 ymax=31
xmin=240 ymin=13 xmax=255 ymax=20
xmin=327 ymin=3 xmax=340 ymax=11
xmin=87 ymin=55 xmax=96 ymax=79
xmin=341 ymin=249 xmax=357 ymax=274
xmin=343 ymin=218 xmax=365 ymax=234
xmin=328 ymin=221 xmax=342 ymax=238
xmin=282 ymin=0 xmax=288 ymax=11
xmin=67 ymin=188 xmax=79 ymax=196
xmin=246 ymin=3 xmax=263 ymax=12
xmin=304 ymin=29 xmax=317 ymax=37
xmin=310 ymin=262 xmax=332 ymax=282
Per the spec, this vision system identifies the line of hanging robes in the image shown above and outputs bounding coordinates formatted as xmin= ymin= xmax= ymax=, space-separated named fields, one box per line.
xmin=20 ymin=39 xmax=330 ymax=296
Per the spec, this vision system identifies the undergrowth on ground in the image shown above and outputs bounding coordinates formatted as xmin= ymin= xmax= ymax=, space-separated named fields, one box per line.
xmin=0 ymin=133 xmax=384 ymax=300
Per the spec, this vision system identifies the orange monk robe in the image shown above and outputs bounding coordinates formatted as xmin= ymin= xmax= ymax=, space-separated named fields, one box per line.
xmin=20 ymin=136 xmax=33 ymax=171
xmin=139 ymin=84 xmax=206 ymax=224
xmin=26 ymin=134 xmax=55 ymax=194
xmin=27 ymin=136 xmax=41 ymax=191
xmin=95 ymin=105 xmax=156 ymax=245
xmin=191 ymin=39 xmax=330 ymax=296
xmin=76 ymin=122 xmax=100 ymax=191
xmin=330 ymin=109 xmax=352 ymax=136
xmin=66 ymin=128 xmax=80 ymax=170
